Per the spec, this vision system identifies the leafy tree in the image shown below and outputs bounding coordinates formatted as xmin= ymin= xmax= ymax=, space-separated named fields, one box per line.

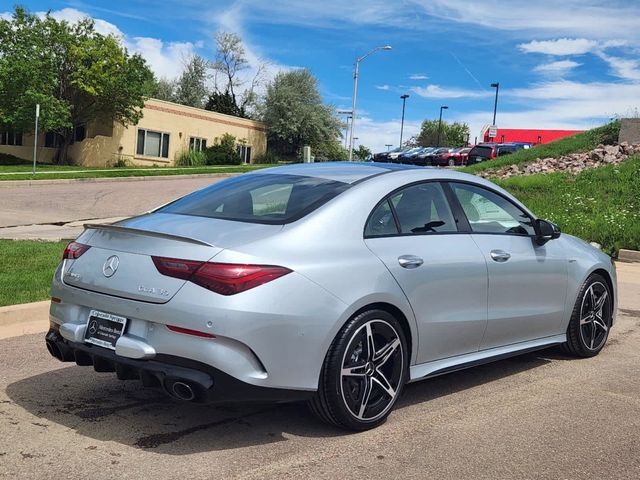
xmin=313 ymin=140 xmax=348 ymax=161
xmin=205 ymin=90 xmax=243 ymax=117
xmin=174 ymin=55 xmax=208 ymax=108
xmin=416 ymin=119 xmax=470 ymax=147
xmin=153 ymin=77 xmax=177 ymax=102
xmin=262 ymin=69 xmax=342 ymax=159
xmin=353 ymin=145 xmax=372 ymax=161
xmin=208 ymin=32 xmax=265 ymax=118
xmin=0 ymin=6 xmax=154 ymax=163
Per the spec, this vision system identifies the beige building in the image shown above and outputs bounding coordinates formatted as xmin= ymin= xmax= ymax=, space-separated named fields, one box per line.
xmin=0 ymin=98 xmax=267 ymax=166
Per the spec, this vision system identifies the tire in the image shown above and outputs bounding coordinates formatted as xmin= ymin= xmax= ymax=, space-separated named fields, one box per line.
xmin=447 ymin=158 xmax=455 ymax=167
xmin=309 ymin=309 xmax=408 ymax=431
xmin=563 ymin=273 xmax=612 ymax=357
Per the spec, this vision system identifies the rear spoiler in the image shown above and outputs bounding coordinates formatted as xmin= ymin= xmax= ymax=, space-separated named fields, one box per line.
xmin=83 ymin=223 xmax=214 ymax=247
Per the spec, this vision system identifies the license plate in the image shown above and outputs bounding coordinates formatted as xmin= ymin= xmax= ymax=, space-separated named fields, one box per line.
xmin=84 ymin=310 xmax=127 ymax=350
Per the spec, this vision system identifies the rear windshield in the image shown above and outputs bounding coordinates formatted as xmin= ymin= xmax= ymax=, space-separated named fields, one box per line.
xmin=469 ymin=146 xmax=493 ymax=157
xmin=158 ymin=173 xmax=350 ymax=224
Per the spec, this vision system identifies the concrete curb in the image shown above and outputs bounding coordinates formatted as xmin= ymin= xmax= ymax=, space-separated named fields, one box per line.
xmin=0 ymin=300 xmax=50 ymax=340
xmin=0 ymin=172 xmax=237 ymax=188
xmin=619 ymin=249 xmax=640 ymax=263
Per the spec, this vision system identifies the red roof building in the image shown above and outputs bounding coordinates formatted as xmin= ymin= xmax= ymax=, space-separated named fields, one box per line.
xmin=480 ymin=127 xmax=584 ymax=144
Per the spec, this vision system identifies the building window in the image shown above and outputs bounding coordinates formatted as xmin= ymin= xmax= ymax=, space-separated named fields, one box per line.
xmin=189 ymin=137 xmax=207 ymax=151
xmin=75 ymin=125 xmax=86 ymax=142
xmin=0 ymin=130 xmax=23 ymax=146
xmin=45 ymin=132 xmax=63 ymax=148
xmin=136 ymin=129 xmax=170 ymax=158
xmin=236 ymin=145 xmax=252 ymax=163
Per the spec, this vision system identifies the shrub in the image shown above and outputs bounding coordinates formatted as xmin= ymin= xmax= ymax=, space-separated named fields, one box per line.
xmin=112 ymin=156 xmax=134 ymax=168
xmin=204 ymin=133 xmax=241 ymax=165
xmin=175 ymin=149 xmax=206 ymax=167
xmin=253 ymin=151 xmax=280 ymax=164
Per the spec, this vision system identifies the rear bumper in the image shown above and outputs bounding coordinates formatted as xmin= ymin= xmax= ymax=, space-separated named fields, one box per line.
xmin=45 ymin=327 xmax=313 ymax=404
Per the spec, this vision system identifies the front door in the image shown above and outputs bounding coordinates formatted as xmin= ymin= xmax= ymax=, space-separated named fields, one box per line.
xmin=448 ymin=182 xmax=568 ymax=350
xmin=364 ymin=181 xmax=488 ymax=364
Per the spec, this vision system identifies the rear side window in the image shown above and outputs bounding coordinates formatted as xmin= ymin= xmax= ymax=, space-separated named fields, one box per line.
xmin=160 ymin=174 xmax=350 ymax=224
xmin=365 ymin=182 xmax=457 ymax=236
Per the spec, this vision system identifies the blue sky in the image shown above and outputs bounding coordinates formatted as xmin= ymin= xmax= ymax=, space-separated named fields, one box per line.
xmin=3 ymin=1 xmax=640 ymax=151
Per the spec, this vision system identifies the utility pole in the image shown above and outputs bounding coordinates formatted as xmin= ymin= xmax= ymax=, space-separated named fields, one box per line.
xmin=399 ymin=94 xmax=409 ymax=148
xmin=437 ymin=105 xmax=448 ymax=147
xmin=491 ymin=82 xmax=500 ymax=126
xmin=32 ymin=104 xmax=40 ymax=175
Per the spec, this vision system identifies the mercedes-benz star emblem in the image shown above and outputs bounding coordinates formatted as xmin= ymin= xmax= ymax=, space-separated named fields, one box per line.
xmin=102 ymin=255 xmax=120 ymax=278
xmin=88 ymin=319 xmax=98 ymax=335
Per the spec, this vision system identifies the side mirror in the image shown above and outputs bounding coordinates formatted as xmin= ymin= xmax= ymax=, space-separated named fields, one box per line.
xmin=534 ymin=219 xmax=561 ymax=245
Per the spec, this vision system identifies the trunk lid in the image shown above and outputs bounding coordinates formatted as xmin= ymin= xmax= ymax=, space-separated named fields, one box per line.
xmin=62 ymin=213 xmax=283 ymax=303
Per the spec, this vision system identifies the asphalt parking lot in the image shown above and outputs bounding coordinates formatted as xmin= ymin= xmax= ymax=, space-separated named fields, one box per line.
xmin=0 ymin=176 xmax=226 ymax=240
xmin=1 ymin=266 xmax=639 ymax=480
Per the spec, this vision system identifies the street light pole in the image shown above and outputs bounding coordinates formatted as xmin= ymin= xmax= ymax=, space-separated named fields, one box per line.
xmin=385 ymin=144 xmax=392 ymax=151
xmin=491 ymin=82 xmax=499 ymax=126
xmin=348 ymin=45 xmax=392 ymax=161
xmin=437 ymin=105 xmax=448 ymax=147
xmin=32 ymin=104 xmax=40 ymax=175
xmin=399 ymin=94 xmax=409 ymax=148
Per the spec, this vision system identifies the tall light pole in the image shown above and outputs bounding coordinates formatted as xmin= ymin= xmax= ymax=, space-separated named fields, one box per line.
xmin=32 ymin=104 xmax=40 ymax=175
xmin=348 ymin=45 xmax=392 ymax=161
xmin=399 ymin=94 xmax=409 ymax=148
xmin=337 ymin=109 xmax=352 ymax=150
xmin=491 ymin=82 xmax=499 ymax=126
xmin=437 ymin=105 xmax=448 ymax=147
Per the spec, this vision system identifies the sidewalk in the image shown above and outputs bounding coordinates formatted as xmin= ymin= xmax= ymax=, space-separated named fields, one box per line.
xmin=1 ymin=263 xmax=639 ymax=341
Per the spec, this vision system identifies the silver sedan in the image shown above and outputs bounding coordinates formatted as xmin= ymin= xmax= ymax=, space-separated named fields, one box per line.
xmin=46 ymin=162 xmax=617 ymax=430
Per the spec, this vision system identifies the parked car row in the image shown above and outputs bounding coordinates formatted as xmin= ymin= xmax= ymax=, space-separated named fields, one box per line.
xmin=374 ymin=142 xmax=533 ymax=167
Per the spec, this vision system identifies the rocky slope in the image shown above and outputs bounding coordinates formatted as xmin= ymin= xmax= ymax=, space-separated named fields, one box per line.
xmin=479 ymin=142 xmax=640 ymax=179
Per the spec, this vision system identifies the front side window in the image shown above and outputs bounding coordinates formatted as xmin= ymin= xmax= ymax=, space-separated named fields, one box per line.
xmin=159 ymin=173 xmax=350 ymax=224
xmin=136 ymin=129 xmax=170 ymax=158
xmin=451 ymin=183 xmax=534 ymax=235
xmin=365 ymin=182 xmax=457 ymax=236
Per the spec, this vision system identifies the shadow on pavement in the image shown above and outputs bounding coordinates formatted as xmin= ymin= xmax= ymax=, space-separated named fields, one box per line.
xmin=6 ymin=348 xmax=559 ymax=454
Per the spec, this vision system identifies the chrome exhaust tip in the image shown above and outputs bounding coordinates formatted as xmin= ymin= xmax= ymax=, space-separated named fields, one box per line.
xmin=170 ymin=381 xmax=196 ymax=401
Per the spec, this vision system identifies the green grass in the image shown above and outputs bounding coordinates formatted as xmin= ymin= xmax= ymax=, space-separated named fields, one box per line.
xmin=462 ymin=121 xmax=621 ymax=175
xmin=496 ymin=155 xmax=640 ymax=255
xmin=0 ymin=240 xmax=67 ymax=307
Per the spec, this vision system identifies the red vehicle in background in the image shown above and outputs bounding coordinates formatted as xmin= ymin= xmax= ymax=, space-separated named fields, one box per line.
xmin=433 ymin=147 xmax=472 ymax=166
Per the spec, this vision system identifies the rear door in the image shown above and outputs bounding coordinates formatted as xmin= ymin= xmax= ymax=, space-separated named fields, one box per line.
xmin=448 ymin=182 xmax=568 ymax=349
xmin=364 ymin=181 xmax=488 ymax=363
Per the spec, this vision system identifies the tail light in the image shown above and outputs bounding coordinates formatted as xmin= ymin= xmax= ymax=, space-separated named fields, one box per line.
xmin=152 ymin=256 xmax=292 ymax=295
xmin=63 ymin=241 xmax=90 ymax=260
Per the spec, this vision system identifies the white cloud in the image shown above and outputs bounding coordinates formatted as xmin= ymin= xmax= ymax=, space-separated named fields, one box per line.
xmin=127 ymin=37 xmax=197 ymax=79
xmin=43 ymin=8 xmax=125 ymax=38
xmin=533 ymin=60 xmax=581 ymax=76
xmin=409 ymin=74 xmax=429 ymax=80
xmin=518 ymin=38 xmax=599 ymax=55
xmin=461 ymin=80 xmax=640 ymax=140
xmin=0 ymin=12 xmax=12 ymax=21
xmin=597 ymin=53 xmax=640 ymax=81
xmin=375 ymin=84 xmax=390 ymax=91
xmin=412 ymin=84 xmax=491 ymax=99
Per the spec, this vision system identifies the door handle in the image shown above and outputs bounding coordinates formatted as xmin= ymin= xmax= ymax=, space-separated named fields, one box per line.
xmin=490 ymin=250 xmax=511 ymax=262
xmin=398 ymin=255 xmax=424 ymax=269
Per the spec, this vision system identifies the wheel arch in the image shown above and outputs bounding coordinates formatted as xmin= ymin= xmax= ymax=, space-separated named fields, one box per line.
xmin=349 ymin=302 xmax=414 ymax=364
xmin=591 ymin=267 xmax=616 ymax=316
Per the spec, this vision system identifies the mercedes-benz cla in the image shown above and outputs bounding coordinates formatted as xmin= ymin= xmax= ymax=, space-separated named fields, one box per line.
xmin=46 ymin=162 xmax=616 ymax=430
